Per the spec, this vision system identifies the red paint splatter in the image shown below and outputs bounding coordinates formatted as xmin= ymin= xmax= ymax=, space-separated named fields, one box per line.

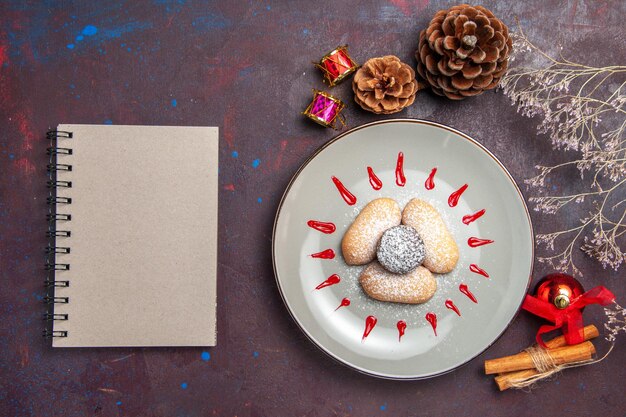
xmin=14 ymin=112 xmax=36 ymax=151
xmin=273 ymin=140 xmax=288 ymax=171
xmin=425 ymin=313 xmax=437 ymax=336
xmin=315 ymin=274 xmax=340 ymax=290
xmin=395 ymin=152 xmax=406 ymax=186
xmin=205 ymin=57 xmax=253 ymax=97
xmin=468 ymin=237 xmax=494 ymax=247
xmin=307 ymin=220 xmax=336 ymax=234
xmin=462 ymin=209 xmax=485 ymax=225
xmin=362 ymin=315 xmax=377 ymax=341
xmin=445 ymin=299 xmax=461 ymax=316
xmin=367 ymin=166 xmax=382 ymax=190
xmin=14 ymin=158 xmax=36 ymax=175
xmin=18 ymin=344 xmax=29 ymax=367
xmin=334 ymin=297 xmax=350 ymax=311
xmin=224 ymin=183 xmax=235 ymax=191
xmin=469 ymin=264 xmax=489 ymax=278
xmin=388 ymin=0 xmax=429 ymax=15
xmin=448 ymin=184 xmax=468 ymax=207
xmin=331 ymin=176 xmax=357 ymax=205
xmin=459 ymin=284 xmax=478 ymax=303
xmin=425 ymin=167 xmax=437 ymax=190
xmin=0 ymin=44 xmax=8 ymax=67
xmin=397 ymin=320 xmax=407 ymax=342
xmin=311 ymin=249 xmax=335 ymax=259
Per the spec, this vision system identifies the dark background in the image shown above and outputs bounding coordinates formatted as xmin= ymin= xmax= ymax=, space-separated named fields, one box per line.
xmin=1 ymin=1 xmax=624 ymax=416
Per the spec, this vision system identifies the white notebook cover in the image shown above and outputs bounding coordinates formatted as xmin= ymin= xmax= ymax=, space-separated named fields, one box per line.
xmin=51 ymin=124 xmax=218 ymax=347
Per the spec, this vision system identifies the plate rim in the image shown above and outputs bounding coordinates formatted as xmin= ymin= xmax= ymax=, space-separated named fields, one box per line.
xmin=272 ymin=118 xmax=535 ymax=380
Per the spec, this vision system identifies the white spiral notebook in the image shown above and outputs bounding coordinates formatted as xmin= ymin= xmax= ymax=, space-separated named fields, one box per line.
xmin=45 ymin=124 xmax=218 ymax=347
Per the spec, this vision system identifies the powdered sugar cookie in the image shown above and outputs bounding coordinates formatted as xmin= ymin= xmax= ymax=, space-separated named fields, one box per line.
xmin=402 ymin=198 xmax=459 ymax=274
xmin=359 ymin=261 xmax=437 ymax=304
xmin=341 ymin=198 xmax=401 ymax=265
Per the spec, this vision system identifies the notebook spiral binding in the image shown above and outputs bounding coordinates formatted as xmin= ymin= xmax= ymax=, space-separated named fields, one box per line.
xmin=44 ymin=130 xmax=73 ymax=339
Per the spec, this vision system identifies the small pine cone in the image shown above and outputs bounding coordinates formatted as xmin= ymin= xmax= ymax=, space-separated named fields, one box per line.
xmin=416 ymin=4 xmax=512 ymax=100
xmin=353 ymin=55 xmax=422 ymax=114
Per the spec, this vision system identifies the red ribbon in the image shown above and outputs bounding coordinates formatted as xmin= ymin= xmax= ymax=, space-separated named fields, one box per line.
xmin=522 ymin=286 xmax=615 ymax=347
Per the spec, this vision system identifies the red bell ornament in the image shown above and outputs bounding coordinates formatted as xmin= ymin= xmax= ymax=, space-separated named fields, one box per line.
xmin=534 ymin=273 xmax=585 ymax=310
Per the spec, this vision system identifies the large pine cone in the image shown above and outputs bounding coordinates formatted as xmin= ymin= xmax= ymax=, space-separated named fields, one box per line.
xmin=416 ymin=4 xmax=512 ymax=100
xmin=353 ymin=55 xmax=421 ymax=114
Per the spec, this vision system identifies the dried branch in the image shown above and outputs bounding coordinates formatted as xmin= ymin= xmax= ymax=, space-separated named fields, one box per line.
xmin=500 ymin=25 xmax=626 ymax=275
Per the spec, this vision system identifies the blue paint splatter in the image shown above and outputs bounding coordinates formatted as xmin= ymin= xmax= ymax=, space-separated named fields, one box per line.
xmin=171 ymin=99 xmax=177 ymax=107
xmin=66 ymin=44 xmax=75 ymax=49
xmin=116 ymin=401 xmax=122 ymax=406
xmin=8 ymin=153 xmax=15 ymax=159
xmin=82 ymin=25 xmax=98 ymax=36
xmin=252 ymin=159 xmax=260 ymax=168
xmin=127 ymin=47 xmax=132 ymax=52
xmin=257 ymin=197 xmax=262 ymax=203
xmin=231 ymin=151 xmax=238 ymax=158
xmin=69 ymin=84 xmax=75 ymax=89
xmin=98 ymin=21 xmax=153 ymax=41
xmin=380 ymin=404 xmax=387 ymax=411
xmin=266 ymin=5 xmax=271 ymax=10
xmin=239 ymin=66 xmax=254 ymax=77
xmin=303 ymin=28 xmax=310 ymax=35
xmin=104 ymin=119 xmax=113 ymax=125
xmin=180 ymin=382 xmax=188 ymax=389
xmin=253 ymin=351 xmax=259 ymax=358
xmin=192 ymin=14 xmax=231 ymax=30
xmin=201 ymin=351 xmax=211 ymax=361
xmin=75 ymin=35 xmax=84 ymax=42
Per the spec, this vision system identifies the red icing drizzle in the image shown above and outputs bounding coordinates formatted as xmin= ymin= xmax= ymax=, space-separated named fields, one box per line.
xmin=425 ymin=313 xmax=437 ymax=336
xmin=469 ymin=263 xmax=489 ymax=278
xmin=367 ymin=166 xmax=383 ymax=190
xmin=307 ymin=220 xmax=336 ymax=234
xmin=459 ymin=283 xmax=478 ymax=303
xmin=397 ymin=320 xmax=407 ymax=342
xmin=462 ymin=209 xmax=485 ymax=225
xmin=448 ymin=184 xmax=468 ymax=207
xmin=468 ymin=237 xmax=494 ymax=247
xmin=362 ymin=315 xmax=378 ymax=341
xmin=334 ymin=297 xmax=350 ymax=311
xmin=311 ymin=249 xmax=336 ymax=259
xmin=445 ymin=299 xmax=461 ymax=316
xmin=425 ymin=167 xmax=437 ymax=190
xmin=395 ymin=152 xmax=406 ymax=187
xmin=315 ymin=274 xmax=340 ymax=290
xmin=331 ymin=176 xmax=357 ymax=206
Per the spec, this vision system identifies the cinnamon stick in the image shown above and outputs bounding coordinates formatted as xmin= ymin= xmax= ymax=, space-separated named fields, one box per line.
xmin=493 ymin=324 xmax=599 ymax=391
xmin=484 ymin=324 xmax=598 ymax=376
xmin=536 ymin=324 xmax=599 ymax=350
xmin=494 ymin=369 xmax=539 ymax=391
xmin=484 ymin=340 xmax=596 ymax=375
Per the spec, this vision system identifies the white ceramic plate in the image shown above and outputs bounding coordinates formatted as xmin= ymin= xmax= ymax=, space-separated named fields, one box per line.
xmin=272 ymin=119 xmax=533 ymax=379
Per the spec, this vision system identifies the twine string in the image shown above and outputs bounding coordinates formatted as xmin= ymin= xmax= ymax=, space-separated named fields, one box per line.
xmin=525 ymin=345 xmax=556 ymax=373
